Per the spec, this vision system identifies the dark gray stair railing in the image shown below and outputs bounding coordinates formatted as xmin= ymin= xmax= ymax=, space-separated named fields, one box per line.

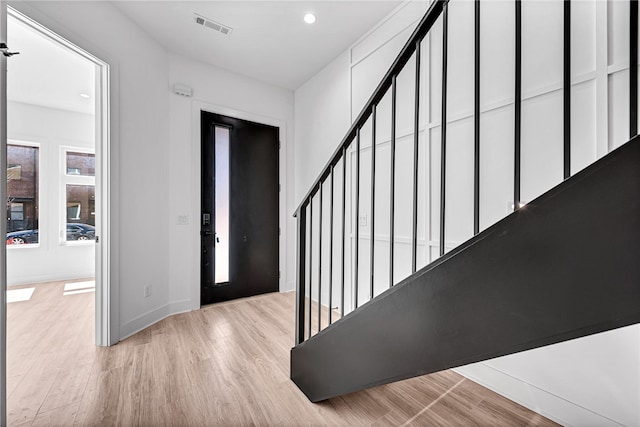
xmin=293 ymin=0 xmax=639 ymax=347
xmin=292 ymin=135 xmax=640 ymax=402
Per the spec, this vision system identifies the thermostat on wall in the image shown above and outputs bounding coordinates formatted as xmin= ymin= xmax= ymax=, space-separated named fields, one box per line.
xmin=173 ymin=83 xmax=193 ymax=97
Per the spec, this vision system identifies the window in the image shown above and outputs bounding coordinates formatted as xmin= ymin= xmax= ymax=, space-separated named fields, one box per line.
xmin=66 ymin=185 xmax=95 ymax=225
xmin=10 ymin=203 xmax=24 ymax=221
xmin=6 ymin=144 xmax=39 ymax=245
xmin=215 ymin=127 xmax=230 ymax=283
xmin=62 ymin=148 xmax=95 ymax=243
xmin=7 ymin=164 xmax=22 ymax=180
xmin=67 ymin=201 xmax=81 ymax=221
xmin=66 ymin=151 xmax=95 ymax=176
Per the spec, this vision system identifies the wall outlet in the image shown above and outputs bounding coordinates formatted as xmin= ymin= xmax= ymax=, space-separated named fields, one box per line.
xmin=359 ymin=214 xmax=367 ymax=227
xmin=176 ymin=214 xmax=189 ymax=225
xmin=144 ymin=285 xmax=151 ymax=298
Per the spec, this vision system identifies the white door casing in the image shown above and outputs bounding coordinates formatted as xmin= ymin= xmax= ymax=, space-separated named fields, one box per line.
xmin=1 ymin=1 xmax=8 ymax=424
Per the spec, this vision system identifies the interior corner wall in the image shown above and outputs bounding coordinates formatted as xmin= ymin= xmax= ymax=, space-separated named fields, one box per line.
xmin=294 ymin=0 xmax=429 ymax=204
xmin=7 ymin=0 xmax=172 ymax=342
xmin=294 ymin=51 xmax=351 ymax=203
xmin=167 ymin=53 xmax=296 ymax=305
xmin=293 ymin=0 xmax=428 ymax=320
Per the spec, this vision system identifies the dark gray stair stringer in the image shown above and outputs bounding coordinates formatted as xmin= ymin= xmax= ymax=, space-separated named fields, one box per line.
xmin=291 ymin=136 xmax=640 ymax=403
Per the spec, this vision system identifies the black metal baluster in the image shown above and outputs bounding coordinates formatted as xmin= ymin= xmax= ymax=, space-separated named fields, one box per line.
xmin=295 ymin=205 xmax=307 ymax=345
xmin=318 ymin=182 xmax=323 ymax=334
xmin=514 ymin=0 xmax=522 ymax=208
xmin=328 ymin=167 xmax=335 ymax=325
xmin=354 ymin=130 xmax=361 ymax=309
xmin=341 ymin=148 xmax=347 ymax=318
xmin=308 ymin=193 xmax=314 ymax=339
xmin=632 ymin=0 xmax=639 ymax=137
xmin=474 ymin=0 xmax=481 ymax=235
xmin=564 ymin=0 xmax=571 ymax=179
xmin=440 ymin=3 xmax=449 ymax=257
xmin=370 ymin=107 xmax=377 ymax=300
xmin=390 ymin=77 xmax=397 ymax=287
xmin=412 ymin=41 xmax=422 ymax=273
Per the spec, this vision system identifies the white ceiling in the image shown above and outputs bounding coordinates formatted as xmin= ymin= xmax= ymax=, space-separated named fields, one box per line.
xmin=5 ymin=1 xmax=404 ymax=115
xmin=7 ymin=15 xmax=96 ymax=115
xmin=112 ymin=1 xmax=404 ymax=90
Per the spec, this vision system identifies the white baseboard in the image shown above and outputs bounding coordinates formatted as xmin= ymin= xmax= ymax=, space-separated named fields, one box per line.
xmin=169 ymin=298 xmax=195 ymax=314
xmin=119 ymin=290 xmax=293 ymax=343
xmin=119 ymin=303 xmax=171 ymax=341
xmin=454 ymin=363 xmax=624 ymax=427
xmin=119 ymin=299 xmax=195 ymax=342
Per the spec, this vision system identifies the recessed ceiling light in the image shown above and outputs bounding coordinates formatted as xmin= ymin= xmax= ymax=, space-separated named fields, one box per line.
xmin=304 ymin=13 xmax=316 ymax=24
xmin=79 ymin=93 xmax=90 ymax=99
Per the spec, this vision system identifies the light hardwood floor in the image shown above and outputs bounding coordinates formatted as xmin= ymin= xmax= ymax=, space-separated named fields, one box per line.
xmin=7 ymin=280 xmax=559 ymax=426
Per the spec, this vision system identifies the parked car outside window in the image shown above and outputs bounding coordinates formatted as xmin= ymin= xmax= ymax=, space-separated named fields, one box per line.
xmin=6 ymin=229 xmax=39 ymax=245
xmin=6 ymin=223 xmax=96 ymax=245
xmin=66 ymin=223 xmax=96 ymax=241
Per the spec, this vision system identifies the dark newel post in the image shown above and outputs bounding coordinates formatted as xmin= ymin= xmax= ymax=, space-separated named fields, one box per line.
xmin=354 ymin=130 xmax=361 ymax=309
xmin=295 ymin=206 xmax=307 ymax=345
xmin=318 ymin=183 xmax=323 ymax=333
xmin=341 ymin=148 xmax=347 ymax=318
xmin=308 ymin=194 xmax=314 ymax=339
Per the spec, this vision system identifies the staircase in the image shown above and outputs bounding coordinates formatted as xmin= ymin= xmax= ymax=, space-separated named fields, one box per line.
xmin=290 ymin=0 xmax=640 ymax=403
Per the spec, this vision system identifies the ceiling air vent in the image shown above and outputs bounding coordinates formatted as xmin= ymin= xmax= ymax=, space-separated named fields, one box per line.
xmin=194 ymin=14 xmax=233 ymax=36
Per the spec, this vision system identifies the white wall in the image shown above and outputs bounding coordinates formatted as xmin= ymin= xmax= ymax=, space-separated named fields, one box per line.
xmin=456 ymin=324 xmax=640 ymax=427
xmin=167 ymin=53 xmax=296 ymax=312
xmin=296 ymin=0 xmax=430 ymax=326
xmin=7 ymin=101 xmax=95 ymax=285
xmin=9 ymin=0 xmax=172 ymax=341
xmin=7 ymin=1 xmax=297 ymax=341
xmin=294 ymin=0 xmax=640 ymax=425
xmin=295 ymin=51 xmax=351 ymax=202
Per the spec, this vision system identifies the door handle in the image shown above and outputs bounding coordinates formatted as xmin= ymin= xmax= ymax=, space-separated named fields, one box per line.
xmin=0 ymin=43 xmax=19 ymax=57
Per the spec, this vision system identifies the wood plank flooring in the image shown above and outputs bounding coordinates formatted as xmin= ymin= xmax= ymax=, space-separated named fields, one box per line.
xmin=7 ymin=280 xmax=559 ymax=426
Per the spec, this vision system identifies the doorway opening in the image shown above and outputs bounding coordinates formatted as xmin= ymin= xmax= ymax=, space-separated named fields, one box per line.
xmin=200 ymin=111 xmax=279 ymax=305
xmin=4 ymin=8 xmax=110 ymax=346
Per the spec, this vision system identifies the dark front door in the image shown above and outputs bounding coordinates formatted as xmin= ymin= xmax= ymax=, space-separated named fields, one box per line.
xmin=201 ymin=111 xmax=279 ymax=305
